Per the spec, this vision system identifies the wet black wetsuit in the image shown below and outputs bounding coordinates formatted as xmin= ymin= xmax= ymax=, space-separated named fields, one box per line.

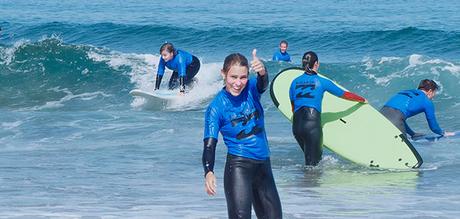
xmin=224 ymin=154 xmax=282 ymax=219
xmin=289 ymin=72 xmax=345 ymax=166
xmin=167 ymin=55 xmax=200 ymax=90
xmin=289 ymin=71 xmax=365 ymax=166
xmin=203 ymin=73 xmax=282 ymax=218
xmin=155 ymin=50 xmax=200 ymax=91
xmin=292 ymin=107 xmax=323 ymax=166
xmin=381 ymin=89 xmax=444 ymax=137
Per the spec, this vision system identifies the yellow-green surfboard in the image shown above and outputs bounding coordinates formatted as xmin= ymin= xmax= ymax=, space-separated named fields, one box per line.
xmin=270 ymin=67 xmax=422 ymax=169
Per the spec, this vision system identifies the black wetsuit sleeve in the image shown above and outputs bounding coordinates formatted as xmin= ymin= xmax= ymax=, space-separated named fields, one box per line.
xmin=202 ymin=137 xmax=217 ymax=177
xmin=179 ymin=76 xmax=185 ymax=93
xmin=404 ymin=122 xmax=416 ymax=137
xmin=155 ymin=75 xmax=163 ymax=90
xmin=256 ymin=69 xmax=269 ymax=93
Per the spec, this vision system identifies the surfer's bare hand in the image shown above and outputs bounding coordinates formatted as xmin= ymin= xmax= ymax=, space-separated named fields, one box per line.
xmin=205 ymin=172 xmax=217 ymax=196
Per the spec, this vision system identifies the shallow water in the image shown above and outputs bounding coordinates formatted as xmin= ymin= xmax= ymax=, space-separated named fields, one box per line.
xmin=1 ymin=0 xmax=460 ymax=218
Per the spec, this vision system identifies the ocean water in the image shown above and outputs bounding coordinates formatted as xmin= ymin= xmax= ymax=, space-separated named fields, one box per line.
xmin=1 ymin=0 xmax=460 ymax=218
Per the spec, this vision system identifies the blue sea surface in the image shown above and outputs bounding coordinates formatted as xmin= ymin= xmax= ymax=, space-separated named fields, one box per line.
xmin=1 ymin=0 xmax=460 ymax=218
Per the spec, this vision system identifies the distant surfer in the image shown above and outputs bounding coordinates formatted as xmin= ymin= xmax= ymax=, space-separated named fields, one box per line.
xmin=155 ymin=42 xmax=200 ymax=93
xmin=290 ymin=51 xmax=367 ymax=166
xmin=202 ymin=50 xmax=282 ymax=218
xmin=272 ymin=40 xmax=291 ymax=62
xmin=380 ymin=79 xmax=455 ymax=139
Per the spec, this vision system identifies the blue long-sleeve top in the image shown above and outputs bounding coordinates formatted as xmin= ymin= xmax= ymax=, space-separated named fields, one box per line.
xmin=272 ymin=50 xmax=291 ymax=62
xmin=157 ymin=49 xmax=193 ymax=77
xmin=289 ymin=73 xmax=345 ymax=113
xmin=203 ymin=76 xmax=270 ymax=160
xmin=384 ymin=89 xmax=444 ymax=135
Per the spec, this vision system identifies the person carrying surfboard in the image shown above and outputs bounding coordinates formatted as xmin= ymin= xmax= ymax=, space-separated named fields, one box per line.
xmin=290 ymin=51 xmax=367 ymax=166
xmin=380 ymin=79 xmax=455 ymax=139
xmin=202 ymin=50 xmax=282 ymax=218
xmin=155 ymin=42 xmax=200 ymax=93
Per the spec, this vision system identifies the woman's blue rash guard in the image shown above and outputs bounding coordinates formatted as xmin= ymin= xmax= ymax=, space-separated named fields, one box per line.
xmin=384 ymin=89 xmax=444 ymax=135
xmin=289 ymin=73 xmax=345 ymax=113
xmin=157 ymin=49 xmax=193 ymax=77
xmin=272 ymin=50 xmax=291 ymax=62
xmin=202 ymin=73 xmax=269 ymax=176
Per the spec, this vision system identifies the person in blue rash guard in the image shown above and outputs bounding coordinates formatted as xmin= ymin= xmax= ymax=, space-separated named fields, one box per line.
xmin=380 ymin=79 xmax=455 ymax=139
xmin=272 ymin=40 xmax=291 ymax=62
xmin=290 ymin=51 xmax=367 ymax=166
xmin=202 ymin=50 xmax=282 ymax=219
xmin=155 ymin=42 xmax=200 ymax=93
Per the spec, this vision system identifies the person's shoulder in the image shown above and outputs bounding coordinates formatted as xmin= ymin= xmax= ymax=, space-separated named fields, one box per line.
xmin=290 ymin=74 xmax=305 ymax=86
xmin=208 ymin=89 xmax=225 ymax=106
xmin=178 ymin=49 xmax=192 ymax=56
xmin=317 ymin=75 xmax=336 ymax=86
xmin=244 ymin=77 xmax=257 ymax=90
xmin=294 ymin=72 xmax=307 ymax=80
xmin=315 ymin=73 xmax=326 ymax=80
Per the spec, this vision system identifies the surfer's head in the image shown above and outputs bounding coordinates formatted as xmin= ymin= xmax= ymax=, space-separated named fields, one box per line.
xmin=279 ymin=40 xmax=288 ymax=53
xmin=221 ymin=53 xmax=249 ymax=96
xmin=418 ymin=79 xmax=439 ymax=99
xmin=302 ymin=51 xmax=319 ymax=74
xmin=160 ymin=42 xmax=176 ymax=62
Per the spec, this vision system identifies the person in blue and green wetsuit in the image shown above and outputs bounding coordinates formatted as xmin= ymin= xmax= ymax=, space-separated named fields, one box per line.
xmin=290 ymin=51 xmax=367 ymax=166
xmin=272 ymin=40 xmax=291 ymax=62
xmin=380 ymin=79 xmax=455 ymax=139
xmin=202 ymin=50 xmax=282 ymax=219
xmin=155 ymin=42 xmax=200 ymax=93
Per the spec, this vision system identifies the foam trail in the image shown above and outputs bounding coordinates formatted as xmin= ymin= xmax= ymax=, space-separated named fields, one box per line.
xmin=166 ymin=62 xmax=223 ymax=110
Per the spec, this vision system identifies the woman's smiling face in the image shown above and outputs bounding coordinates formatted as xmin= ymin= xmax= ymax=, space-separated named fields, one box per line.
xmin=222 ymin=65 xmax=249 ymax=96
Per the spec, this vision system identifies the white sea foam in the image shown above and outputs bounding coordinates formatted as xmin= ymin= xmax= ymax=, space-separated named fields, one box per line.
xmin=1 ymin=121 xmax=23 ymax=129
xmin=87 ymin=49 xmax=223 ymax=110
xmin=362 ymin=54 xmax=460 ymax=88
xmin=378 ymin=56 xmax=402 ymax=64
xmin=27 ymin=88 xmax=110 ymax=110
xmin=166 ymin=62 xmax=223 ymax=111
xmin=0 ymin=39 xmax=30 ymax=65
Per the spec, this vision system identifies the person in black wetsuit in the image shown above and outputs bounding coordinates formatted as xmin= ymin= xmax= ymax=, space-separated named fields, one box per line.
xmin=380 ymin=79 xmax=454 ymax=139
xmin=202 ymin=50 xmax=282 ymax=218
xmin=290 ymin=51 xmax=367 ymax=166
xmin=155 ymin=42 xmax=200 ymax=93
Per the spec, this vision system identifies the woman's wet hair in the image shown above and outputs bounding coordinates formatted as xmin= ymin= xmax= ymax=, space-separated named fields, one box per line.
xmin=222 ymin=53 xmax=249 ymax=74
xmin=160 ymin=42 xmax=176 ymax=54
xmin=302 ymin=51 xmax=318 ymax=73
xmin=418 ymin=79 xmax=439 ymax=91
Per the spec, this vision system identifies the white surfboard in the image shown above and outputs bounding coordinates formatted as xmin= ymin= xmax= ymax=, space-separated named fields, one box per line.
xmin=129 ymin=89 xmax=179 ymax=100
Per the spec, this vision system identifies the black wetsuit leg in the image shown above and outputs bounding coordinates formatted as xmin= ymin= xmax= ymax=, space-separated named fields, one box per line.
xmin=168 ymin=71 xmax=179 ymax=90
xmin=380 ymin=106 xmax=407 ymax=136
xmin=292 ymin=107 xmax=323 ymax=166
xmin=224 ymin=154 xmax=282 ymax=219
xmin=168 ymin=56 xmax=200 ymax=90
xmin=184 ymin=55 xmax=200 ymax=85
xmin=252 ymin=158 xmax=282 ymax=219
